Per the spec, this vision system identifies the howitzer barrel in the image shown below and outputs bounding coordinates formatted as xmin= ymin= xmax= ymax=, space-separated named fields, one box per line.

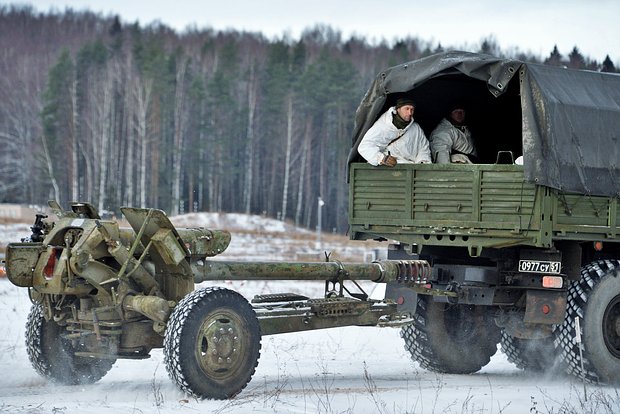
xmin=194 ymin=259 xmax=431 ymax=283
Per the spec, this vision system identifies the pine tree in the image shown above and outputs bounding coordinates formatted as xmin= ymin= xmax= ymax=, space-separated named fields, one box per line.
xmin=601 ymin=55 xmax=616 ymax=72
xmin=479 ymin=37 xmax=500 ymax=56
xmin=41 ymin=48 xmax=76 ymax=204
xmin=206 ymin=38 xmax=240 ymax=212
xmin=567 ymin=46 xmax=586 ymax=69
xmin=544 ymin=45 xmax=563 ymax=66
xmin=260 ymin=41 xmax=293 ymax=217
xmin=392 ymin=40 xmax=409 ymax=63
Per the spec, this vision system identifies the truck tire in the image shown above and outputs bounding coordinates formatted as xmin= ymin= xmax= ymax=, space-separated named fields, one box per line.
xmin=556 ymin=260 xmax=620 ymax=384
xmin=400 ymin=296 xmax=500 ymax=374
xmin=164 ymin=287 xmax=261 ymax=399
xmin=25 ymin=304 xmax=115 ymax=385
xmin=500 ymin=330 xmax=560 ymax=372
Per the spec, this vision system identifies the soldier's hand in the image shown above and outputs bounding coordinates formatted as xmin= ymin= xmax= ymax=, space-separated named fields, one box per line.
xmin=381 ymin=154 xmax=397 ymax=167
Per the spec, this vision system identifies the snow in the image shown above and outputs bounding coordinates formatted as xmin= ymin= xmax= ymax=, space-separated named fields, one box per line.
xmin=171 ymin=212 xmax=299 ymax=234
xmin=0 ymin=222 xmax=31 ymax=250
xmin=1 ymin=214 xmax=619 ymax=413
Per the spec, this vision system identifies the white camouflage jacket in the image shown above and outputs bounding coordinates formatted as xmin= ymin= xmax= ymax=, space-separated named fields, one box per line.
xmin=429 ymin=118 xmax=476 ymax=164
xmin=357 ymin=107 xmax=431 ymax=166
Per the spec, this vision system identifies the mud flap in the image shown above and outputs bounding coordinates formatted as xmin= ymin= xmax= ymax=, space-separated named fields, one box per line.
xmin=385 ymin=282 xmax=418 ymax=316
xmin=524 ymin=290 xmax=567 ymax=324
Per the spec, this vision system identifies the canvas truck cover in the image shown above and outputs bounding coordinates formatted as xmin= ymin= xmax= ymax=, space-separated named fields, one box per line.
xmin=349 ymin=51 xmax=620 ymax=198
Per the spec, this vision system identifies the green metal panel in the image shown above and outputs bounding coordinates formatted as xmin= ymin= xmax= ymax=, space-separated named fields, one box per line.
xmin=479 ymin=170 xmax=537 ymax=225
xmin=550 ymin=190 xmax=620 ymax=242
xmin=554 ymin=193 xmax=610 ymax=228
xmin=350 ymin=167 xmax=411 ymax=224
xmin=349 ymin=163 xmax=620 ymax=250
xmin=412 ymin=169 xmax=475 ymax=222
xmin=611 ymin=198 xmax=618 ymax=239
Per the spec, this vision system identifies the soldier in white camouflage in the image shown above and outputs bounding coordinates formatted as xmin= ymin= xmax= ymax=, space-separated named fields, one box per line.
xmin=430 ymin=103 xmax=478 ymax=164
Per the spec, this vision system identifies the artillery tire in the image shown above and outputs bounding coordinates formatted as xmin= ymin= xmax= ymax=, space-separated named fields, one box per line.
xmin=164 ymin=287 xmax=261 ymax=399
xmin=400 ymin=296 xmax=500 ymax=374
xmin=25 ymin=304 xmax=115 ymax=385
xmin=556 ymin=260 xmax=620 ymax=384
xmin=500 ymin=330 xmax=560 ymax=372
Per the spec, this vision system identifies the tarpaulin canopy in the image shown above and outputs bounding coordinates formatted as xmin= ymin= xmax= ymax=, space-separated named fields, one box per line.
xmin=349 ymin=51 xmax=620 ymax=197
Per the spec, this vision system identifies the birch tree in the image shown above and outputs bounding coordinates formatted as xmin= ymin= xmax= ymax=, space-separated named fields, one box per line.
xmin=95 ymin=65 xmax=113 ymax=212
xmin=243 ymin=61 xmax=259 ymax=214
xmin=171 ymin=57 xmax=188 ymax=215
xmin=134 ymin=78 xmax=152 ymax=208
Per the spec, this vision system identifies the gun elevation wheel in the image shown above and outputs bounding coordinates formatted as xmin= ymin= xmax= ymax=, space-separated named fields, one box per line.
xmin=164 ymin=287 xmax=261 ymax=399
xmin=401 ymin=296 xmax=500 ymax=374
xmin=26 ymin=303 xmax=115 ymax=385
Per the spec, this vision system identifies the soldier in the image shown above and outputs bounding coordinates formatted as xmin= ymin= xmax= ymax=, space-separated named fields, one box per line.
xmin=357 ymin=97 xmax=431 ymax=167
xmin=430 ymin=103 xmax=478 ymax=164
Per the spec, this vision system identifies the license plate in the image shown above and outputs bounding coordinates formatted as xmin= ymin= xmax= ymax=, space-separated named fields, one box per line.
xmin=518 ymin=260 xmax=561 ymax=274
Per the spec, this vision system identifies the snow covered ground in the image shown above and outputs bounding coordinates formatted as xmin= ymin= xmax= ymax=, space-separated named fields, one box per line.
xmin=1 ymin=214 xmax=619 ymax=413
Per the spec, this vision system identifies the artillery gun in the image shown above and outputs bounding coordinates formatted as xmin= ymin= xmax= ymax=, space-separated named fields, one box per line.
xmin=5 ymin=201 xmax=436 ymax=399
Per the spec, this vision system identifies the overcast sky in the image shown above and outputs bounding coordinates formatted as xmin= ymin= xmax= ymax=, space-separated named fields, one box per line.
xmin=19 ymin=0 xmax=620 ymax=63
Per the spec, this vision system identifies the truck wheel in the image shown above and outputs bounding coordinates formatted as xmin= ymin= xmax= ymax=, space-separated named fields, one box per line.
xmin=556 ymin=260 xmax=620 ymax=384
xmin=500 ymin=330 xmax=559 ymax=372
xmin=164 ymin=287 xmax=261 ymax=399
xmin=25 ymin=304 xmax=115 ymax=385
xmin=400 ymin=296 xmax=500 ymax=374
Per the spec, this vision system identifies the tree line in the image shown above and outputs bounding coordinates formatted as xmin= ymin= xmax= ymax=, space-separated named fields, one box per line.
xmin=0 ymin=5 xmax=617 ymax=233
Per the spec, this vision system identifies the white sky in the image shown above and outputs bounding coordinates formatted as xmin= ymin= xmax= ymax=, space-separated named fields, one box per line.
xmin=18 ymin=0 xmax=620 ymax=63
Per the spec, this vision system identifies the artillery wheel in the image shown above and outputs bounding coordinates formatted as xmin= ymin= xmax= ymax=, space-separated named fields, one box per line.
xmin=164 ymin=287 xmax=261 ymax=399
xmin=401 ymin=296 xmax=500 ymax=374
xmin=556 ymin=260 xmax=620 ymax=383
xmin=25 ymin=304 xmax=115 ymax=385
xmin=500 ymin=330 xmax=560 ymax=372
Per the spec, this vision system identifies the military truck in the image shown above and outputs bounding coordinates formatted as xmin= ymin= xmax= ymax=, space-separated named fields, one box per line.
xmin=348 ymin=51 xmax=620 ymax=383
xmin=3 ymin=52 xmax=620 ymax=399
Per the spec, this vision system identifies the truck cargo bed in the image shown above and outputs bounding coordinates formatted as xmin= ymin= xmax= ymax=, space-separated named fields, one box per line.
xmin=349 ymin=163 xmax=620 ymax=253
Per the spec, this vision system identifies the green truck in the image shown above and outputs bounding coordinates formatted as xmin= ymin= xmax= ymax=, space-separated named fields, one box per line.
xmin=4 ymin=52 xmax=620 ymax=399
xmin=349 ymin=51 xmax=620 ymax=383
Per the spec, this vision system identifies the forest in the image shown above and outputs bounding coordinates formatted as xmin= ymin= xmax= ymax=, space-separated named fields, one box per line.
xmin=0 ymin=5 xmax=618 ymax=233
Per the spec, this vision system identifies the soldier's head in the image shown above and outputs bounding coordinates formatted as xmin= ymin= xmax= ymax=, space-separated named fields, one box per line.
xmin=448 ymin=102 xmax=466 ymax=125
xmin=395 ymin=97 xmax=415 ymax=122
